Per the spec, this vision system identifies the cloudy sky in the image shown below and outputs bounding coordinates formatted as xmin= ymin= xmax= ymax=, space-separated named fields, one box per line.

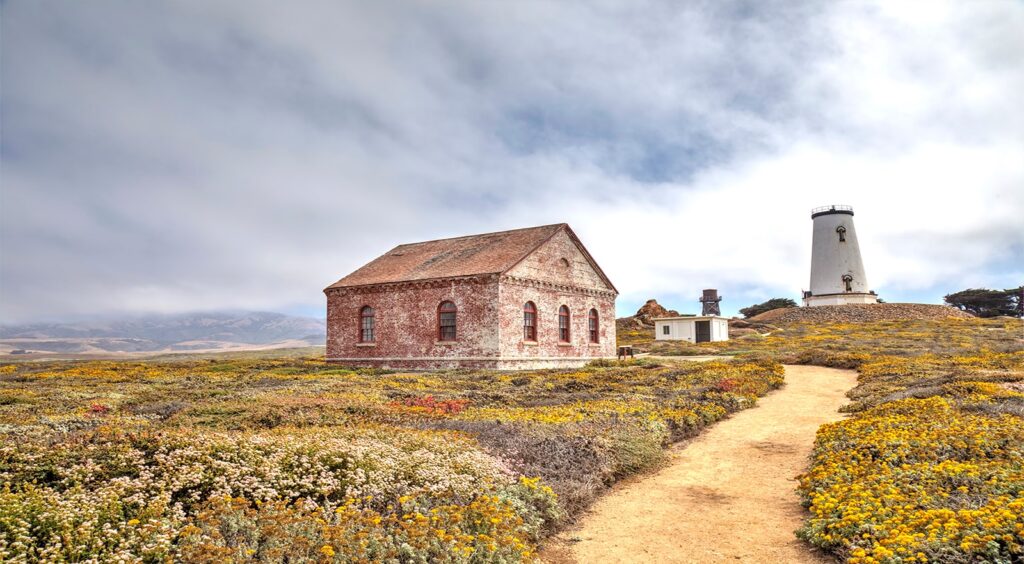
xmin=2 ymin=0 xmax=1022 ymax=322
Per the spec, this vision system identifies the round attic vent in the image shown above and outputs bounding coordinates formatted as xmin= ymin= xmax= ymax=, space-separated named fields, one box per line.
xmin=558 ymin=258 xmax=570 ymax=267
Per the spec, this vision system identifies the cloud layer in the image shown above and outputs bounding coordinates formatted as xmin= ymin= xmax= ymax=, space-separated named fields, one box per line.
xmin=3 ymin=0 xmax=1022 ymax=321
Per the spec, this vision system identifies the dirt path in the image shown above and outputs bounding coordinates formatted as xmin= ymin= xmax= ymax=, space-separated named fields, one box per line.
xmin=540 ymin=365 xmax=857 ymax=564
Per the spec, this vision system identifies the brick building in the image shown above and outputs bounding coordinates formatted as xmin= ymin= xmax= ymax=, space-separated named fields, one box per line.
xmin=324 ymin=223 xmax=617 ymax=369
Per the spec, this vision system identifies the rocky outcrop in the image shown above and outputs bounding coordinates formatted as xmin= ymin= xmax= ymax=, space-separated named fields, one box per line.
xmin=728 ymin=318 xmax=778 ymax=336
xmin=633 ymin=299 xmax=680 ymax=326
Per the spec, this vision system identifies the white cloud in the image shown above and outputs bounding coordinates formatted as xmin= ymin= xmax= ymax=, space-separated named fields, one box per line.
xmin=1 ymin=0 xmax=1021 ymax=322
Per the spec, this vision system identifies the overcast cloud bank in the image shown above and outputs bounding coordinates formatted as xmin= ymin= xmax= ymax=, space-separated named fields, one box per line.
xmin=2 ymin=0 xmax=1022 ymax=322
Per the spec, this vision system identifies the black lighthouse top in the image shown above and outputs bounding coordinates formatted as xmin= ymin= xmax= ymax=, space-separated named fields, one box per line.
xmin=811 ymin=205 xmax=854 ymax=219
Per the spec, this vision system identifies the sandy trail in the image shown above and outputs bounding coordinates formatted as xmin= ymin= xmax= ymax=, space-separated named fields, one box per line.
xmin=540 ymin=365 xmax=857 ymax=564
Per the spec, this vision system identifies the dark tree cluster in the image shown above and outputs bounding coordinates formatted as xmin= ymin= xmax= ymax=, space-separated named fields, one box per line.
xmin=944 ymin=287 xmax=1023 ymax=318
xmin=739 ymin=298 xmax=798 ymax=319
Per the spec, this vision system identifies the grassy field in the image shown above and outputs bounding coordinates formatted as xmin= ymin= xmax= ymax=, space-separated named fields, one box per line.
xmin=0 ymin=352 xmax=782 ymax=562
xmin=2 ymin=316 xmax=1021 ymax=563
xmin=633 ymin=317 xmax=1022 ymax=361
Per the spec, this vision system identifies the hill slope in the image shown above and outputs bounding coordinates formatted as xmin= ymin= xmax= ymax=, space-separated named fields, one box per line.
xmin=749 ymin=303 xmax=972 ymax=323
xmin=0 ymin=312 xmax=325 ymax=354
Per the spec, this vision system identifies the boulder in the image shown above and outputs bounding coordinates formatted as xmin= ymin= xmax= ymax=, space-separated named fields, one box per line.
xmin=633 ymin=299 xmax=680 ymax=326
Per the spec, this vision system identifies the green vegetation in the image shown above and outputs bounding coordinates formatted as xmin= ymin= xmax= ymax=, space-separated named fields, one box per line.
xmin=643 ymin=317 xmax=1022 ymax=362
xmin=738 ymin=297 xmax=798 ymax=318
xmin=3 ymin=315 xmax=1021 ymax=562
xmin=944 ymin=287 xmax=1023 ymax=318
xmin=0 ymin=355 xmax=782 ymax=562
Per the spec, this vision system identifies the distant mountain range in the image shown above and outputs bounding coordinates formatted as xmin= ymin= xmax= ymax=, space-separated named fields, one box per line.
xmin=0 ymin=312 xmax=326 ymax=355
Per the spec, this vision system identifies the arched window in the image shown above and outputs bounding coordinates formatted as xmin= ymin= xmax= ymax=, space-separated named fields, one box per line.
xmin=558 ymin=305 xmax=570 ymax=342
xmin=438 ymin=301 xmax=457 ymax=341
xmin=842 ymin=274 xmax=853 ymax=292
xmin=359 ymin=306 xmax=375 ymax=342
xmin=588 ymin=308 xmax=599 ymax=343
xmin=523 ymin=301 xmax=537 ymax=341
xmin=836 ymin=225 xmax=847 ymax=242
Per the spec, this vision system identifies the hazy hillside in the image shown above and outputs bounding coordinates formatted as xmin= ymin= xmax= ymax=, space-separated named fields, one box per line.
xmin=0 ymin=312 xmax=326 ymax=354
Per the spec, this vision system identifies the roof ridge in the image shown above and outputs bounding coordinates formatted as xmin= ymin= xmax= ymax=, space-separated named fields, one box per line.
xmin=393 ymin=223 xmax=566 ymax=248
xmin=324 ymin=223 xmax=576 ymax=290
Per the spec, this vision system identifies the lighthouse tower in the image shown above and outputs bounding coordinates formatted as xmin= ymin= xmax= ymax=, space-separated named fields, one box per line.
xmin=803 ymin=205 xmax=878 ymax=307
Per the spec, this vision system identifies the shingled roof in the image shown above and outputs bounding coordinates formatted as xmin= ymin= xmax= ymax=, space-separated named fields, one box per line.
xmin=326 ymin=223 xmax=614 ymax=290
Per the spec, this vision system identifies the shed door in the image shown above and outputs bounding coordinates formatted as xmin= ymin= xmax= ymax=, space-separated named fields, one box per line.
xmin=695 ymin=320 xmax=711 ymax=343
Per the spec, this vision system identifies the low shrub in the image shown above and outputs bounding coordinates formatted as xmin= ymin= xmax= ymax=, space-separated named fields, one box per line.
xmin=0 ymin=355 xmax=785 ymax=560
xmin=178 ymin=491 xmax=542 ymax=563
xmin=797 ymin=397 xmax=1024 ymax=563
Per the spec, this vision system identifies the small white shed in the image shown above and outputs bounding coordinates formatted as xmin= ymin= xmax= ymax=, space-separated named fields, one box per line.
xmin=653 ymin=316 xmax=729 ymax=343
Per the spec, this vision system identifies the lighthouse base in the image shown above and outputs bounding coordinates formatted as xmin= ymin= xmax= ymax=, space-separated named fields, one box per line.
xmin=803 ymin=293 xmax=879 ymax=307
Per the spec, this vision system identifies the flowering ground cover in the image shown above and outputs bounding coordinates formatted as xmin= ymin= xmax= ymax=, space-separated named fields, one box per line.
xmin=797 ymin=394 xmax=1024 ymax=564
xmin=0 ymin=355 xmax=782 ymax=562
xmin=636 ymin=315 xmax=1023 ymax=563
xmin=796 ymin=346 xmax=1024 ymax=564
xmin=643 ymin=317 xmax=1022 ymax=365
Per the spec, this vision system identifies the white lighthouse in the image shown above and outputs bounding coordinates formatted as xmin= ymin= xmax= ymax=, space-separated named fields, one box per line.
xmin=803 ymin=205 xmax=879 ymax=307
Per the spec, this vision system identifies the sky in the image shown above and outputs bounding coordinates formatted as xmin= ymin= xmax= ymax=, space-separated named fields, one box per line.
xmin=2 ymin=0 xmax=1023 ymax=323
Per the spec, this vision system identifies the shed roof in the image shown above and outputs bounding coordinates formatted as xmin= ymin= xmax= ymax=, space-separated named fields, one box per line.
xmin=327 ymin=223 xmax=614 ymax=290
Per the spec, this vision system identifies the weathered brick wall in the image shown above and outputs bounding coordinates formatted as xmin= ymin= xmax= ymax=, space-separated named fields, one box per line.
xmin=505 ymin=229 xmax=611 ymax=289
xmin=496 ymin=280 xmax=616 ymax=369
xmin=498 ymin=229 xmax=617 ymax=368
xmin=326 ymin=277 xmax=500 ymax=367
